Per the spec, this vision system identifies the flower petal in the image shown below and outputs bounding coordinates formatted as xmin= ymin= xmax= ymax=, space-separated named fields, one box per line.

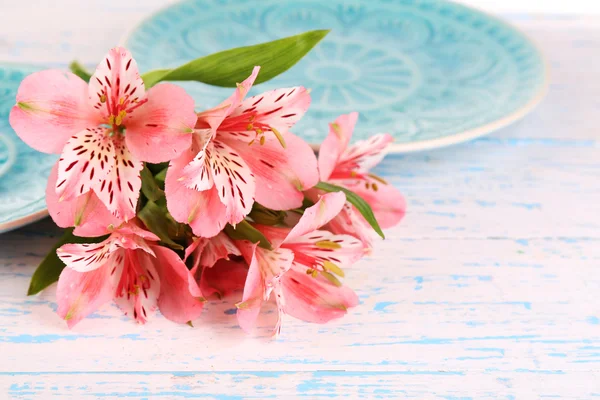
xmin=198 ymin=233 xmax=241 ymax=270
xmin=125 ymin=83 xmax=196 ymax=163
xmin=284 ymin=191 xmax=346 ymax=243
xmin=150 ymin=245 xmax=205 ymax=324
xmin=113 ymin=249 xmax=160 ymax=324
xmin=318 ymin=112 xmax=357 ymax=181
xmin=57 ymin=237 xmax=117 ymax=273
xmin=181 ymin=129 xmax=215 ymax=191
xmin=95 ymin=140 xmax=143 ymax=220
xmin=336 ymin=134 xmax=393 ymax=175
xmin=344 ymin=178 xmax=406 ymax=230
xmin=326 ymin=203 xmax=375 ymax=248
xmin=166 ymin=161 xmax=228 ymax=238
xmin=56 ymin=263 xmax=116 ymax=328
xmin=88 ymin=47 xmax=145 ymax=121
xmin=200 ymin=259 xmax=248 ymax=299
xmin=280 ymin=266 xmax=359 ymax=324
xmin=10 ymin=69 xmax=101 ymax=154
xmin=196 ymin=66 xmax=260 ymax=131
xmin=236 ymin=243 xmax=294 ymax=333
xmin=56 ymin=127 xmax=114 ymax=202
xmin=284 ymin=230 xmax=366 ymax=269
xmin=229 ymin=86 xmax=311 ymax=138
xmin=210 ymin=140 xmax=256 ymax=224
xmin=46 ymin=163 xmax=121 ymax=237
xmin=223 ymin=131 xmax=318 ymax=210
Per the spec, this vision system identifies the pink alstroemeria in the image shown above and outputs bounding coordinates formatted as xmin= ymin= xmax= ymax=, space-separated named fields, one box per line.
xmin=10 ymin=47 xmax=197 ymax=225
xmin=165 ymin=66 xmax=319 ymax=238
xmin=56 ymin=221 xmax=204 ymax=327
xmin=184 ymin=233 xmax=247 ymax=299
xmin=236 ymin=192 xmax=364 ymax=335
xmin=317 ymin=112 xmax=406 ymax=246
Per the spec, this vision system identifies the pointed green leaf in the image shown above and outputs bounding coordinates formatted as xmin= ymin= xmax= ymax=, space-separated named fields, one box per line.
xmin=69 ymin=61 xmax=92 ymax=82
xmin=138 ymin=199 xmax=184 ymax=250
xmin=140 ymin=164 xmax=165 ymax=202
xmin=224 ymin=220 xmax=272 ymax=250
xmin=314 ymin=181 xmax=385 ymax=239
xmin=28 ymin=229 xmax=107 ymax=295
xmin=154 ymin=168 xmax=167 ymax=185
xmin=141 ymin=29 xmax=329 ymax=88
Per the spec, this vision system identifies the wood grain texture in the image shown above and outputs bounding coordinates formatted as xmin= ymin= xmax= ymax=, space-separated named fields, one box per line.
xmin=1 ymin=1 xmax=599 ymax=398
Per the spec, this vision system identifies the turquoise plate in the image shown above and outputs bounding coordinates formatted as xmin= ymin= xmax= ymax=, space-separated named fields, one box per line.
xmin=125 ymin=0 xmax=548 ymax=152
xmin=0 ymin=65 xmax=57 ymax=234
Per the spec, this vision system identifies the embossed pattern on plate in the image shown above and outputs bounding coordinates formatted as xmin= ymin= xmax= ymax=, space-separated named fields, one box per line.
xmin=125 ymin=0 xmax=547 ymax=151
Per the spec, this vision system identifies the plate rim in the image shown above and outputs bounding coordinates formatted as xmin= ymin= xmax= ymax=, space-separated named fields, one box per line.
xmin=122 ymin=0 xmax=550 ymax=154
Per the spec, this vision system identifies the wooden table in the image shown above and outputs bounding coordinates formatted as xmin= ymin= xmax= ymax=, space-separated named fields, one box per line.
xmin=1 ymin=2 xmax=599 ymax=398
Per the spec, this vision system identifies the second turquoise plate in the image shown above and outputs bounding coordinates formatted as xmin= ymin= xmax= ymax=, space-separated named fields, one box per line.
xmin=127 ymin=0 xmax=548 ymax=152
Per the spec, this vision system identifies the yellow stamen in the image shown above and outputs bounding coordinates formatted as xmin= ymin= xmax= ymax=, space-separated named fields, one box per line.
xmin=368 ymin=173 xmax=388 ymax=185
xmin=315 ymin=240 xmax=342 ymax=249
xmin=271 ymin=127 xmax=286 ymax=148
xmin=246 ymin=123 xmax=254 ymax=131
xmin=311 ymin=269 xmax=318 ymax=278
xmin=323 ymin=260 xmax=345 ymax=277
xmin=259 ymin=135 xmax=265 ymax=145
xmin=107 ymin=115 xmax=115 ymax=125
xmin=115 ymin=110 xmax=127 ymax=126
xmin=372 ymin=183 xmax=379 ymax=192
xmin=320 ymin=271 xmax=342 ymax=287
xmin=100 ymin=95 xmax=107 ymax=103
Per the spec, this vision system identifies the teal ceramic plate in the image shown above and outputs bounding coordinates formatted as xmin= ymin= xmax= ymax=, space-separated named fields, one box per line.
xmin=0 ymin=65 xmax=57 ymax=234
xmin=125 ymin=0 xmax=548 ymax=152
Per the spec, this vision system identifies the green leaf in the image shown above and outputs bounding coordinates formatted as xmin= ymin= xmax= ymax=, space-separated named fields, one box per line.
xmin=140 ymin=164 xmax=165 ymax=202
xmin=224 ymin=220 xmax=272 ymax=250
xmin=314 ymin=181 xmax=385 ymax=239
xmin=28 ymin=229 xmax=107 ymax=295
xmin=69 ymin=61 xmax=92 ymax=82
xmin=154 ymin=167 xmax=167 ymax=186
xmin=138 ymin=199 xmax=184 ymax=250
xmin=141 ymin=29 xmax=330 ymax=88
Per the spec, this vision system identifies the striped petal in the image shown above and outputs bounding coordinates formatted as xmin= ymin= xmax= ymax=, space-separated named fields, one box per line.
xmin=88 ymin=47 xmax=145 ymax=120
xmin=46 ymin=162 xmax=122 ymax=237
xmin=95 ymin=140 xmax=143 ymax=220
xmin=210 ymin=140 xmax=256 ymax=224
xmin=56 ymin=127 xmax=114 ymax=202
xmin=335 ymin=134 xmax=393 ymax=176
xmin=181 ymin=129 xmax=214 ymax=191
xmin=57 ymin=237 xmax=118 ymax=273
xmin=113 ymin=249 xmax=160 ymax=324
xmin=223 ymin=131 xmax=318 ymax=210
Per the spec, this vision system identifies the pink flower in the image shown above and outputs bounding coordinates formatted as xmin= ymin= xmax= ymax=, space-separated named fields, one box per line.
xmin=55 ymin=221 xmax=204 ymax=327
xmin=165 ymin=66 xmax=319 ymax=238
xmin=235 ymin=192 xmax=365 ymax=335
xmin=10 ymin=47 xmax=197 ymax=226
xmin=317 ymin=112 xmax=406 ymax=246
xmin=184 ymin=233 xmax=247 ymax=299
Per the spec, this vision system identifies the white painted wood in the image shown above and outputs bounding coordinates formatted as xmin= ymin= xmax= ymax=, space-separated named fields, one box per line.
xmin=1 ymin=1 xmax=599 ymax=398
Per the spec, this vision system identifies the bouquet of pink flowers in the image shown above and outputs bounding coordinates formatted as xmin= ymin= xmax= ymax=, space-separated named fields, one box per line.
xmin=11 ymin=31 xmax=405 ymax=335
